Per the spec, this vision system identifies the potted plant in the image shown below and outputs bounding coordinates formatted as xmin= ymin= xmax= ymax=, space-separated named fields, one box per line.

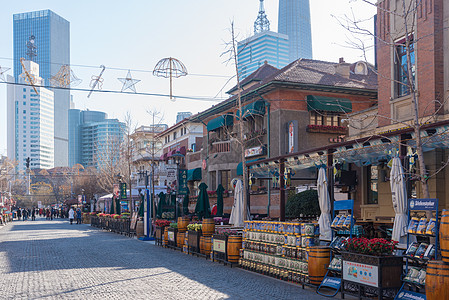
xmin=341 ymin=238 xmax=402 ymax=298
xmin=187 ymin=223 xmax=202 ymax=253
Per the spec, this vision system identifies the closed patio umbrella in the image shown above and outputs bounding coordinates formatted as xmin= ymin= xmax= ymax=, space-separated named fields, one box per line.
xmin=229 ymin=179 xmax=249 ymax=227
xmin=195 ymin=182 xmax=211 ymax=219
xmin=157 ymin=192 xmax=165 ymax=218
xmin=216 ymin=184 xmax=224 ymax=217
xmin=390 ymin=157 xmax=408 ymax=243
xmin=182 ymin=188 xmax=190 ymax=216
xmin=115 ymin=198 xmax=121 ymax=215
xmin=138 ymin=193 xmax=144 ymax=217
xmin=317 ymin=167 xmax=332 ymax=241
xmin=109 ymin=198 xmax=115 ymax=215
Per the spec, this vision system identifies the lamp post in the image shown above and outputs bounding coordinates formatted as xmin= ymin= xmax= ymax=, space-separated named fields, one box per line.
xmin=138 ymin=170 xmax=154 ymax=241
xmin=171 ymin=151 xmax=185 ymax=220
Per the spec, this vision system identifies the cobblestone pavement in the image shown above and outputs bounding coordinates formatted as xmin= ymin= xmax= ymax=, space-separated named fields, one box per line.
xmin=0 ymin=218 xmax=331 ymax=300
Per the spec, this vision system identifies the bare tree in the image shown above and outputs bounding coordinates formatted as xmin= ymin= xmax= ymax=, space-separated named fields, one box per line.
xmin=122 ymin=112 xmax=138 ymax=212
xmin=337 ymin=0 xmax=449 ymax=202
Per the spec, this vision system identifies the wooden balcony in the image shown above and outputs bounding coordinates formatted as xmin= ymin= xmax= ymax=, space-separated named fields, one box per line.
xmin=210 ymin=141 xmax=231 ymax=153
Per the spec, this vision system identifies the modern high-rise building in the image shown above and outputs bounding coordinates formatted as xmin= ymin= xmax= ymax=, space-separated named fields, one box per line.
xmin=176 ymin=112 xmax=192 ymax=124
xmin=238 ymin=0 xmax=289 ymax=80
xmin=68 ymin=109 xmax=125 ymax=168
xmin=278 ymin=0 xmax=313 ymax=61
xmin=7 ymin=61 xmax=55 ymax=171
xmin=13 ymin=9 xmax=70 ymax=167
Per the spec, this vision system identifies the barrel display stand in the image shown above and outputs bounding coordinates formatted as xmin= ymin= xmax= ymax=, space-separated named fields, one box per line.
xmin=426 ymin=260 xmax=449 ymax=300
xmin=395 ymin=198 xmax=439 ymax=300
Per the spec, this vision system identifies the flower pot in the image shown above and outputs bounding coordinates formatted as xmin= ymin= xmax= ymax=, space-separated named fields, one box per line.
xmin=341 ymin=251 xmax=402 ymax=298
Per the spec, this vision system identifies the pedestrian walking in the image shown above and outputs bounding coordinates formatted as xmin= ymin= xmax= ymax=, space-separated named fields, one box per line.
xmin=68 ymin=208 xmax=74 ymax=225
xmin=31 ymin=208 xmax=36 ymax=221
xmin=17 ymin=209 xmax=21 ymax=221
xmin=76 ymin=208 xmax=82 ymax=224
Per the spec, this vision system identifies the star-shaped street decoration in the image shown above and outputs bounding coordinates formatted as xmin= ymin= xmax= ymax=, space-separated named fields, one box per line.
xmin=0 ymin=65 xmax=11 ymax=82
xmin=118 ymin=70 xmax=140 ymax=93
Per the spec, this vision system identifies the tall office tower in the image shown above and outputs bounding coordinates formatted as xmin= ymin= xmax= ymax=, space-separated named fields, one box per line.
xmin=68 ymin=109 xmax=125 ymax=168
xmin=176 ymin=112 xmax=192 ymax=123
xmin=7 ymin=61 xmax=55 ymax=171
xmin=13 ymin=10 xmax=70 ymax=167
xmin=278 ymin=0 xmax=313 ymax=61
xmin=237 ymin=0 xmax=290 ymax=80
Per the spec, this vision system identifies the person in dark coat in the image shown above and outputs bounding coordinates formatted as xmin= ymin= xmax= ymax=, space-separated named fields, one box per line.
xmin=76 ymin=208 xmax=82 ymax=224
xmin=31 ymin=208 xmax=36 ymax=221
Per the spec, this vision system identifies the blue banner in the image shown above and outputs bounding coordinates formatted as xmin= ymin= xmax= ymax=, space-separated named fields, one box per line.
xmin=395 ymin=290 xmax=426 ymax=300
xmin=321 ymin=276 xmax=341 ymax=290
xmin=409 ymin=198 xmax=437 ymax=210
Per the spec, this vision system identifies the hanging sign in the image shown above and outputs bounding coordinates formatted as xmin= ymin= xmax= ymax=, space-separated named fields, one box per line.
xmin=245 ymin=145 xmax=266 ymax=158
xmin=288 ymin=120 xmax=298 ymax=153
xmin=178 ymin=169 xmax=188 ymax=195
xmin=113 ymin=184 xmax=119 ymax=198
xmin=120 ymin=182 xmax=127 ymax=199
xmin=395 ymin=290 xmax=426 ymax=300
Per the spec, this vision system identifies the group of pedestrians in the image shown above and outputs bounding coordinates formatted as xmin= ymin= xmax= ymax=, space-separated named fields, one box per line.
xmin=15 ymin=208 xmax=36 ymax=221
xmin=68 ymin=207 xmax=82 ymax=225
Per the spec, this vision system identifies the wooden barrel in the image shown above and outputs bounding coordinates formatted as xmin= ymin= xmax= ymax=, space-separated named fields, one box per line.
xmin=164 ymin=227 xmax=169 ymax=246
xmin=200 ymin=236 xmax=205 ymax=254
xmin=308 ymin=246 xmax=331 ymax=285
xmin=440 ymin=210 xmax=449 ymax=262
xmin=426 ymin=260 xmax=449 ymax=300
xmin=227 ymin=235 xmax=242 ymax=263
xmin=136 ymin=220 xmax=144 ymax=238
xmin=177 ymin=232 xmax=185 ymax=248
xmin=202 ymin=218 xmax=215 ymax=236
xmin=177 ymin=217 xmax=189 ymax=233
xmin=203 ymin=236 xmax=212 ymax=256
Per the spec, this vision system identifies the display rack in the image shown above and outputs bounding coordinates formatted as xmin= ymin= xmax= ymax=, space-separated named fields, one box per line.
xmin=240 ymin=220 xmax=320 ymax=286
xmin=317 ymin=199 xmax=355 ymax=297
xmin=394 ymin=198 xmax=439 ymax=300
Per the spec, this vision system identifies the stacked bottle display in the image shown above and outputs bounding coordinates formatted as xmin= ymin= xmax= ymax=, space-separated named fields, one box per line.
xmin=240 ymin=220 xmax=319 ymax=284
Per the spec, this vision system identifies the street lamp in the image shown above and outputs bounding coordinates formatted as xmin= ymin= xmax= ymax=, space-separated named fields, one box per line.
xmin=138 ymin=170 xmax=154 ymax=241
xmin=171 ymin=151 xmax=185 ymax=220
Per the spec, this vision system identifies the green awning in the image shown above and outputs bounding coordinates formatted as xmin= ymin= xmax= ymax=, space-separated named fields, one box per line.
xmin=237 ymin=158 xmax=264 ymax=176
xmin=187 ymin=168 xmax=202 ymax=181
xmin=207 ymin=114 xmax=234 ymax=131
xmin=307 ymin=95 xmax=352 ymax=113
xmin=236 ymin=100 xmax=266 ymax=120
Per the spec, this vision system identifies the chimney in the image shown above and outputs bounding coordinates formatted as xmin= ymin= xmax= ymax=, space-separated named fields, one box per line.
xmin=335 ymin=57 xmax=351 ymax=79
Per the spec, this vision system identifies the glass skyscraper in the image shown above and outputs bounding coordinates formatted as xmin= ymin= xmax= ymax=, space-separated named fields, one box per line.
xmin=13 ymin=10 xmax=70 ymax=167
xmin=237 ymin=31 xmax=289 ymax=80
xmin=68 ymin=109 xmax=125 ymax=168
xmin=278 ymin=0 xmax=313 ymax=61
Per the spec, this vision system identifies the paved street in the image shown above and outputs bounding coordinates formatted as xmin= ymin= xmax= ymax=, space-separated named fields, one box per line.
xmin=0 ymin=218 xmax=329 ymax=300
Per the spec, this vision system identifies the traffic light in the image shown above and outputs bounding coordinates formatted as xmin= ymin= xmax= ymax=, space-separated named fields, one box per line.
xmin=25 ymin=157 xmax=30 ymax=169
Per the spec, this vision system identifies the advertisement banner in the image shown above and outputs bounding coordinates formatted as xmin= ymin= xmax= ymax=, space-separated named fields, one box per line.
xmin=395 ymin=290 xmax=426 ymax=300
xmin=37 ymin=201 xmax=42 ymax=209
xmin=343 ymin=260 xmax=378 ymax=287
xmin=78 ymin=195 xmax=82 ymax=205
xmin=168 ymin=231 xmax=175 ymax=242
xmin=120 ymin=182 xmax=127 ymax=199
xmin=213 ymin=239 xmax=226 ymax=253
xmin=409 ymin=198 xmax=437 ymax=210
xmin=321 ymin=277 xmax=341 ymax=290
xmin=178 ymin=169 xmax=188 ymax=195
xmin=113 ymin=184 xmax=119 ymax=198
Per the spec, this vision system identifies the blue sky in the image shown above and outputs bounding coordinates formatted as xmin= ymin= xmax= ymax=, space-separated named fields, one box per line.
xmin=0 ymin=0 xmax=376 ymax=156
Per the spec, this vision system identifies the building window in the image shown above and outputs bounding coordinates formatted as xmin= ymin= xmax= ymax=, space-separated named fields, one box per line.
xmin=367 ymin=165 xmax=378 ymax=204
xmin=219 ymin=170 xmax=231 ymax=191
xmin=173 ymin=132 xmax=177 ymax=140
xmin=396 ymin=38 xmax=415 ymax=98
xmin=210 ymin=171 xmax=217 ymax=190
xmin=309 ymin=111 xmax=340 ymax=126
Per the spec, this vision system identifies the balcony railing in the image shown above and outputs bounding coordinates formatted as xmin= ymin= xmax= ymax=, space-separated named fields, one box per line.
xmin=210 ymin=141 xmax=231 ymax=153
xmin=306 ymin=125 xmax=347 ymax=134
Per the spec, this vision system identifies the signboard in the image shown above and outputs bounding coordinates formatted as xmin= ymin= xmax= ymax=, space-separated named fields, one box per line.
xmin=120 ymin=182 xmax=127 ymax=199
xmin=395 ymin=290 xmax=426 ymax=300
xmin=288 ymin=120 xmax=298 ymax=153
xmin=245 ymin=145 xmax=266 ymax=158
xmin=113 ymin=184 xmax=120 ymax=198
xmin=213 ymin=239 xmax=226 ymax=253
xmin=343 ymin=260 xmax=378 ymax=287
xmin=37 ymin=201 xmax=42 ymax=209
xmin=178 ymin=169 xmax=188 ymax=195
xmin=409 ymin=198 xmax=437 ymax=210
xmin=78 ymin=195 xmax=82 ymax=205
xmin=320 ymin=276 xmax=341 ymax=290
xmin=168 ymin=231 xmax=175 ymax=242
